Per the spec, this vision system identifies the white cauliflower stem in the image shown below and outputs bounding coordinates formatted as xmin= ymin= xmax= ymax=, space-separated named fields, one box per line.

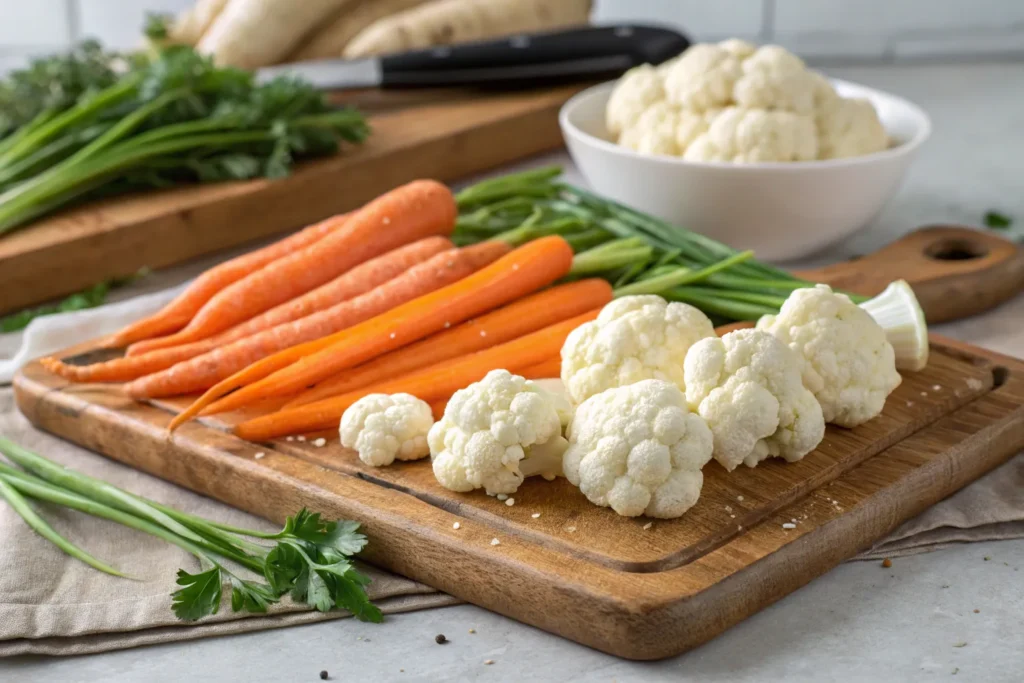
xmin=858 ymin=279 xmax=929 ymax=371
xmin=684 ymin=329 xmax=825 ymax=471
xmin=564 ymin=380 xmax=713 ymax=518
xmin=560 ymin=295 xmax=716 ymax=406
xmin=428 ymin=370 xmax=568 ymax=496
xmin=757 ymin=284 xmax=902 ymax=427
xmin=340 ymin=393 xmax=434 ymax=467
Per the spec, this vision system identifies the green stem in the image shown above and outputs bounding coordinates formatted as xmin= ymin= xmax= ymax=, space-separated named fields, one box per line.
xmin=666 ymin=287 xmax=779 ymax=321
xmin=614 ymin=250 xmax=755 ymax=297
xmin=0 ymin=477 xmax=128 ymax=577
xmin=0 ymin=463 xmax=266 ymax=572
xmin=0 ymin=73 xmax=142 ymax=168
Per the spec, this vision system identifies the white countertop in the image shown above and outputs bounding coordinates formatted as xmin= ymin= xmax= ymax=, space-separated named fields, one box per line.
xmin=4 ymin=61 xmax=1024 ymax=682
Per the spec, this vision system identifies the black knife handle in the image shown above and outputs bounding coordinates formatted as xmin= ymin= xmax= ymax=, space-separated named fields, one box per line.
xmin=379 ymin=24 xmax=689 ymax=89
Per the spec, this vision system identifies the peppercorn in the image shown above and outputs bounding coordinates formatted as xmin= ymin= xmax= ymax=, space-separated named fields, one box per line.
xmin=435 ymin=634 xmax=448 ymax=644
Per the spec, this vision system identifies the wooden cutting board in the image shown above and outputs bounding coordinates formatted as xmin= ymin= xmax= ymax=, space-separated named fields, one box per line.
xmin=12 ymin=331 xmax=1024 ymax=660
xmin=0 ymin=86 xmax=581 ymax=315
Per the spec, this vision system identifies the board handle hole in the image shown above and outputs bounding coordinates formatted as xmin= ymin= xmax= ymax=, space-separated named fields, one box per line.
xmin=926 ymin=239 xmax=988 ymax=261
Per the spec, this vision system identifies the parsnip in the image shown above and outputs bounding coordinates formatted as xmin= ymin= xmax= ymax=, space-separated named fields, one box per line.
xmin=169 ymin=0 xmax=230 ymax=46
xmin=197 ymin=0 xmax=356 ymax=68
xmin=342 ymin=0 xmax=593 ymax=58
xmin=290 ymin=0 xmax=433 ymax=62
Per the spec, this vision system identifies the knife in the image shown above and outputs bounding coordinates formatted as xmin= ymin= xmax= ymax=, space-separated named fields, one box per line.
xmin=255 ymin=24 xmax=690 ymax=90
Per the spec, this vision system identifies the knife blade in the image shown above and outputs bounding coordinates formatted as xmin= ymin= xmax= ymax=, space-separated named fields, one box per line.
xmin=255 ymin=24 xmax=689 ymax=91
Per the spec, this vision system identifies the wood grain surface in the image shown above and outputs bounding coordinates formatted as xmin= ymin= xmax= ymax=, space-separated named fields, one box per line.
xmin=13 ymin=335 xmax=1024 ymax=660
xmin=0 ymin=86 xmax=580 ymax=315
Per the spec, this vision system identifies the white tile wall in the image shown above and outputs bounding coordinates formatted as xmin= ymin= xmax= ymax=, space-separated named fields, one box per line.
xmin=2 ymin=0 xmax=1023 ymax=67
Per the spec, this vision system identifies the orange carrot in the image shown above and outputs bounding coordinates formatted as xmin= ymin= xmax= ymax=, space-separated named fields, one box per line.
xmin=129 ymin=179 xmax=456 ymax=355
xmin=105 ymin=213 xmax=350 ymax=348
xmin=123 ymin=242 xmax=510 ymax=400
xmin=283 ymin=278 xmax=612 ymax=409
xmin=233 ymin=309 xmax=598 ymax=441
xmin=426 ymin=356 xmax=560 ymax=420
xmin=172 ymin=235 xmax=574 ymax=428
xmin=43 ymin=237 xmax=454 ymax=383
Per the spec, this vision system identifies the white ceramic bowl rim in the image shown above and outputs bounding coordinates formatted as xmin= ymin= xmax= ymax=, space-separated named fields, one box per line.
xmin=559 ymin=78 xmax=932 ymax=172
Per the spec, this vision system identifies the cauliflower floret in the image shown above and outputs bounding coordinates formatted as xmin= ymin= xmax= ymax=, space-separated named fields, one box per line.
xmin=560 ymin=295 xmax=716 ymax=406
xmin=340 ymin=393 xmax=434 ymax=467
xmin=663 ymin=43 xmax=743 ymax=112
xmin=684 ymin=107 xmax=817 ymax=163
xmin=817 ymin=97 xmax=888 ymax=159
xmin=732 ymin=45 xmax=817 ymax=115
xmin=428 ymin=370 xmax=567 ymax=495
xmin=757 ymin=284 xmax=902 ymax=427
xmin=684 ymin=329 xmax=825 ymax=471
xmin=718 ymin=38 xmax=757 ymax=60
xmin=619 ymin=102 xmax=713 ymax=157
xmin=606 ymin=63 xmax=665 ymax=137
xmin=564 ymin=379 xmax=713 ymax=518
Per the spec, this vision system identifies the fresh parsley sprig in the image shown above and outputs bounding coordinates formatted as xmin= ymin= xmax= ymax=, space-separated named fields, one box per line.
xmin=0 ymin=437 xmax=381 ymax=622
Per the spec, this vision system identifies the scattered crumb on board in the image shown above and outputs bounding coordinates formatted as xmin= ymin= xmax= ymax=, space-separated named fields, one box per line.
xmin=452 ymin=522 xmax=461 ymax=530
xmin=782 ymin=522 xmax=796 ymax=530
xmin=505 ymin=498 xmax=515 ymax=507
xmin=490 ymin=538 xmax=500 ymax=546
xmin=313 ymin=438 xmax=326 ymax=447
xmin=642 ymin=522 xmax=653 ymax=530
xmin=296 ymin=435 xmax=306 ymax=442
xmin=966 ymin=377 xmax=984 ymax=391
xmin=531 ymin=513 xmax=541 ymax=519
xmin=254 ymin=452 xmax=265 ymax=460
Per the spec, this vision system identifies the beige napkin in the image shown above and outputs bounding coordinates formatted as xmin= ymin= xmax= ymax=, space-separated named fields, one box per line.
xmin=0 ymin=288 xmax=1021 ymax=656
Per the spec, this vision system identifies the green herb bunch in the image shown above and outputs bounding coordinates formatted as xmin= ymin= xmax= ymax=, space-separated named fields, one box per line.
xmin=0 ymin=42 xmax=369 ymax=235
xmin=0 ymin=438 xmax=381 ymax=622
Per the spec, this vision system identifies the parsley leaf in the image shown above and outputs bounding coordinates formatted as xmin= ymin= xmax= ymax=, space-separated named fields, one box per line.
xmin=983 ymin=211 xmax=1012 ymax=229
xmin=172 ymin=567 xmax=223 ymax=621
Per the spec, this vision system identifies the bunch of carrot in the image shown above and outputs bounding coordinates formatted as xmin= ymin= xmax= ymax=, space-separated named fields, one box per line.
xmin=44 ymin=167 xmax=818 ymax=441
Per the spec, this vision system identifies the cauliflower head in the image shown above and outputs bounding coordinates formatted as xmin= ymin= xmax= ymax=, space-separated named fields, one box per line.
xmin=606 ymin=39 xmax=888 ymax=163
xmin=428 ymin=370 xmax=568 ymax=495
xmin=560 ymin=295 xmax=716 ymax=406
xmin=733 ymin=45 xmax=816 ymax=115
xmin=757 ymin=284 xmax=902 ymax=427
xmin=817 ymin=96 xmax=888 ymax=159
xmin=564 ymin=379 xmax=713 ymax=518
xmin=684 ymin=107 xmax=817 ymax=163
xmin=606 ymin=63 xmax=665 ymax=136
xmin=619 ymin=102 xmax=717 ymax=157
xmin=340 ymin=393 xmax=434 ymax=467
xmin=663 ymin=43 xmax=744 ymax=112
xmin=684 ymin=329 xmax=825 ymax=471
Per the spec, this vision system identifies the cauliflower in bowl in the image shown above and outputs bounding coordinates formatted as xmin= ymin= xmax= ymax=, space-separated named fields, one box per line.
xmin=607 ymin=39 xmax=889 ymax=162
xmin=564 ymin=379 xmax=714 ymax=518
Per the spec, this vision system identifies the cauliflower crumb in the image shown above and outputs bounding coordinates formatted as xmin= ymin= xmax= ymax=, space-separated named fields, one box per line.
xmin=737 ymin=495 xmax=744 ymax=501
xmin=296 ymin=435 xmax=306 ymax=442
xmin=643 ymin=522 xmax=653 ymax=530
xmin=254 ymin=452 xmax=265 ymax=460
xmin=566 ymin=526 xmax=577 ymax=533
xmin=452 ymin=522 xmax=461 ymax=530
xmin=313 ymin=438 xmax=327 ymax=448
xmin=505 ymin=498 xmax=515 ymax=507
xmin=480 ymin=330 xmax=487 ymax=337
xmin=932 ymin=384 xmax=942 ymax=391
xmin=966 ymin=378 xmax=984 ymax=391
xmin=490 ymin=538 xmax=500 ymax=546
xmin=531 ymin=513 xmax=541 ymax=519
xmin=286 ymin=436 xmax=295 ymax=442
xmin=389 ymin=332 xmax=396 ymax=339
xmin=782 ymin=522 xmax=796 ymax=530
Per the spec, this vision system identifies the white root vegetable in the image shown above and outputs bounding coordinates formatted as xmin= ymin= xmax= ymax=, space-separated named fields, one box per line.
xmin=169 ymin=0 xmax=230 ymax=46
xmin=290 ymin=0 xmax=434 ymax=61
xmin=197 ymin=0 xmax=355 ymax=68
xmin=343 ymin=0 xmax=593 ymax=59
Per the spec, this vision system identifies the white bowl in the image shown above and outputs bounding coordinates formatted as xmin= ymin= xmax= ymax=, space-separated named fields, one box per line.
xmin=559 ymin=79 xmax=931 ymax=261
